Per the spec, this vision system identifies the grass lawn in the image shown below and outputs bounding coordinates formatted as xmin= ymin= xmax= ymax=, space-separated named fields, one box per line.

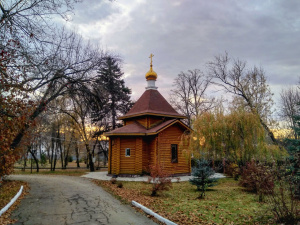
xmin=94 ymin=178 xmax=275 ymax=225
xmin=13 ymin=169 xmax=90 ymax=177
xmin=13 ymin=161 xmax=107 ymax=176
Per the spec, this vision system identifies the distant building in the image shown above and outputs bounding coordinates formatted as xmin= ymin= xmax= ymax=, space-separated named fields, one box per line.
xmin=105 ymin=55 xmax=191 ymax=176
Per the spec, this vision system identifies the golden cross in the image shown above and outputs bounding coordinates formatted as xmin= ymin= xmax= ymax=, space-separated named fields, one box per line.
xmin=149 ymin=53 xmax=154 ymax=67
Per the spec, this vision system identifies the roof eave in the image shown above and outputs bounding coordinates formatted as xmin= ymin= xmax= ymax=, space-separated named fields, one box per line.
xmin=105 ymin=120 xmax=192 ymax=137
xmin=104 ymin=132 xmax=146 ymax=137
xmin=119 ymin=112 xmax=186 ymax=120
xmin=148 ymin=120 xmax=192 ymax=134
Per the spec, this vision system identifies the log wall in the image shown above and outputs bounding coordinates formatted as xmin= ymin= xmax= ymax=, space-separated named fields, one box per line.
xmin=124 ymin=117 xmax=147 ymax=128
xmin=135 ymin=137 xmax=143 ymax=174
xmin=148 ymin=117 xmax=163 ymax=128
xmin=157 ymin=124 xmax=191 ymax=175
xmin=124 ymin=116 xmax=164 ymax=129
xmin=142 ymin=136 xmax=155 ymax=173
xmin=110 ymin=137 xmax=121 ymax=175
xmin=108 ymin=120 xmax=190 ymax=176
xmin=108 ymin=138 xmax=111 ymax=173
xmin=120 ymin=137 xmax=136 ymax=174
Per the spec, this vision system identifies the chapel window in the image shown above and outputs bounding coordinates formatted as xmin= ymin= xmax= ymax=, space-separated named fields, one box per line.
xmin=125 ymin=148 xmax=131 ymax=157
xmin=171 ymin=144 xmax=178 ymax=163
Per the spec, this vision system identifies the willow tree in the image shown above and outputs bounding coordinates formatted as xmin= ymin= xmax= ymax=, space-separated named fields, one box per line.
xmin=191 ymin=110 xmax=284 ymax=165
xmin=207 ymin=53 xmax=277 ymax=146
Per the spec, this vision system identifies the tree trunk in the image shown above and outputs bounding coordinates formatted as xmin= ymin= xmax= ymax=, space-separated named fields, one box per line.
xmin=103 ymin=150 xmax=108 ymax=167
xmin=39 ymin=143 xmax=42 ymax=163
xmin=89 ymin=152 xmax=95 ymax=172
xmin=50 ymin=132 xmax=54 ymax=171
xmin=75 ymin=144 xmax=80 ymax=168
xmin=63 ymin=132 xmax=71 ymax=169
xmin=28 ymin=146 xmax=39 ymax=172
xmin=86 ymin=155 xmax=89 ymax=169
xmin=60 ymin=144 xmax=64 ymax=169
xmin=111 ymin=98 xmax=116 ymax=130
xmin=64 ymin=151 xmax=69 ymax=169
xmin=257 ymin=113 xmax=281 ymax=148
xmin=53 ymin=149 xmax=57 ymax=171
xmin=23 ymin=154 xmax=27 ymax=171
xmin=10 ymin=100 xmax=47 ymax=150
xmin=10 ymin=79 xmax=67 ymax=150
xmin=57 ymin=125 xmax=64 ymax=169
xmin=85 ymin=144 xmax=94 ymax=172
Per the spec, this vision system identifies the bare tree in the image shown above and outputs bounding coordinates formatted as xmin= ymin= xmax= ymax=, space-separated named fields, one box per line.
xmin=9 ymin=31 xmax=105 ymax=150
xmin=170 ymin=69 xmax=214 ymax=127
xmin=1 ymin=1 xmax=106 ymax=151
xmin=279 ymin=86 xmax=300 ymax=138
xmin=0 ymin=0 xmax=79 ymax=85
xmin=39 ymin=108 xmax=81 ymax=169
xmin=60 ymin=85 xmax=100 ymax=171
xmin=207 ymin=52 xmax=277 ymax=145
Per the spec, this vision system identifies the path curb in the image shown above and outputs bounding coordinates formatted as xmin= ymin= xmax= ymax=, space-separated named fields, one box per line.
xmin=132 ymin=200 xmax=177 ymax=225
xmin=0 ymin=185 xmax=23 ymax=217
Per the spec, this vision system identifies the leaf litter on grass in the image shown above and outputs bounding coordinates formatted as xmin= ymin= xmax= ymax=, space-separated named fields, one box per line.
xmin=94 ymin=178 xmax=275 ymax=224
xmin=0 ymin=180 xmax=29 ymax=225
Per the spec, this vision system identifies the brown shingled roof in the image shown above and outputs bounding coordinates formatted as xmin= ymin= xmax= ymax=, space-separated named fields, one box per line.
xmin=105 ymin=121 xmax=147 ymax=136
xmin=105 ymin=119 xmax=191 ymax=136
xmin=119 ymin=89 xmax=185 ymax=119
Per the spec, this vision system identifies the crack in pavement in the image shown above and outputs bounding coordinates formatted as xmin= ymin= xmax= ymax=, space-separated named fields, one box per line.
xmin=8 ymin=175 xmax=157 ymax=225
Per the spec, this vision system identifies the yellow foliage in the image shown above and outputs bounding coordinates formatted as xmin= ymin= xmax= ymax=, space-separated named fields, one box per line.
xmin=190 ymin=110 xmax=287 ymax=163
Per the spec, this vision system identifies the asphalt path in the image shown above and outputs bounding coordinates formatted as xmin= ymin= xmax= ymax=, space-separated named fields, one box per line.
xmin=8 ymin=175 xmax=157 ymax=225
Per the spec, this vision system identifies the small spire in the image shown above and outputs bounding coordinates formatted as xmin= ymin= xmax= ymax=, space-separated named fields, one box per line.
xmin=145 ymin=53 xmax=157 ymax=81
xmin=149 ymin=53 xmax=154 ymax=68
xmin=145 ymin=53 xmax=158 ymax=90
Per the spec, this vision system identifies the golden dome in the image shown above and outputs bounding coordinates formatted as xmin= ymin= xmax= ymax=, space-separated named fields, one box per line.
xmin=145 ymin=53 xmax=157 ymax=81
xmin=145 ymin=67 xmax=157 ymax=80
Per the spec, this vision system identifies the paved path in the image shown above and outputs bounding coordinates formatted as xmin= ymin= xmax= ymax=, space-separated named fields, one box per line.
xmin=9 ymin=175 xmax=157 ymax=225
xmin=82 ymin=171 xmax=226 ymax=182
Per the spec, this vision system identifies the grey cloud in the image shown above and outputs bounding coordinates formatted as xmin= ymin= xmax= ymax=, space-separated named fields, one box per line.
xmin=71 ymin=1 xmax=116 ymax=24
xmin=64 ymin=0 xmax=300 ymax=101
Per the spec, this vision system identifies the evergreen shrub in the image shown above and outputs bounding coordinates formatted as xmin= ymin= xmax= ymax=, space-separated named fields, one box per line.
xmin=189 ymin=159 xmax=218 ymax=199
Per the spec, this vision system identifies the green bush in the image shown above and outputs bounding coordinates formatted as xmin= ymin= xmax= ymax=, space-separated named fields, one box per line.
xmin=67 ymin=155 xmax=73 ymax=162
xmin=225 ymin=162 xmax=241 ymax=180
xmin=266 ymin=172 xmax=300 ymax=224
xmin=40 ymin=153 xmax=47 ymax=165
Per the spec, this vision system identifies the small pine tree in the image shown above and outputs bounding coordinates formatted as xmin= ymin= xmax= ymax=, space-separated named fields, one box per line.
xmin=189 ymin=159 xmax=218 ymax=199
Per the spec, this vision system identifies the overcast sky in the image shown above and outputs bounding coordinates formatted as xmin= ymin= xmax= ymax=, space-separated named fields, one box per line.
xmin=60 ymin=0 xmax=299 ymax=113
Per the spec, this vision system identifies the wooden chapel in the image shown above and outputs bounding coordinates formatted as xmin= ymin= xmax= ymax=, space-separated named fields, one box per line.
xmin=106 ymin=54 xmax=191 ymax=176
